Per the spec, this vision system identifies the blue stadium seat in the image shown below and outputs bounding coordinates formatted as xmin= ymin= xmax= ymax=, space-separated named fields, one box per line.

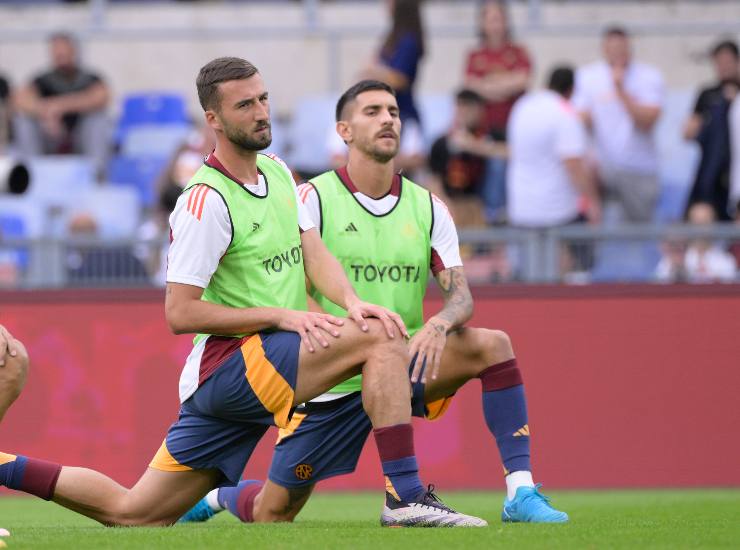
xmin=26 ymin=155 xmax=96 ymax=210
xmin=0 ymin=196 xmax=46 ymax=273
xmin=118 ymin=92 xmax=189 ymax=128
xmin=286 ymin=94 xmax=338 ymax=175
xmin=0 ymin=213 xmax=28 ymax=269
xmin=121 ymin=124 xmax=192 ymax=158
xmin=108 ymin=155 xmax=169 ymax=208
xmin=115 ymin=92 xmax=190 ymax=149
xmin=65 ymin=186 xmax=142 ymax=239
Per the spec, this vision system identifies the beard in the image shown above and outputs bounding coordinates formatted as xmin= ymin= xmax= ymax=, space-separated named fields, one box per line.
xmin=223 ymin=121 xmax=272 ymax=151
xmin=359 ymin=136 xmax=399 ymax=164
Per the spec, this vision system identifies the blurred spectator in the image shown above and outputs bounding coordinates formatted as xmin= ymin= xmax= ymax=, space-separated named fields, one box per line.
xmin=464 ymin=0 xmax=531 ymax=140
xmin=573 ymin=26 xmax=664 ymax=223
xmin=507 ymin=66 xmax=601 ymax=228
xmin=65 ymin=213 xmax=149 ymax=287
xmin=426 ymin=89 xmax=506 ymax=228
xmin=463 ymin=0 xmax=531 ymax=224
xmin=134 ymin=126 xmax=213 ymax=286
xmin=0 ymin=72 xmax=10 ymax=152
xmin=135 ymin=184 xmax=180 ymax=287
xmin=359 ymin=0 xmax=426 ymax=173
xmin=156 ymin=124 xmax=214 ymax=192
xmin=683 ymin=39 xmax=739 ymax=221
xmin=508 ymin=66 xmax=600 ymax=280
xmin=655 ymin=202 xmax=737 ymax=283
xmin=727 ymin=65 xmax=740 ymax=217
xmin=728 ymin=199 xmax=740 ymax=266
xmin=13 ymin=32 xmax=111 ymax=178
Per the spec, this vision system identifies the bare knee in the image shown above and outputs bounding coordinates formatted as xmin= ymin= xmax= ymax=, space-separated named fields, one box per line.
xmin=472 ymin=328 xmax=514 ymax=369
xmin=1 ymin=341 xmax=29 ymax=401
xmin=362 ymin=319 xmax=408 ymax=362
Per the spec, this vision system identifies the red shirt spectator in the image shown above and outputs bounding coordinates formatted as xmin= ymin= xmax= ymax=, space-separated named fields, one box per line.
xmin=464 ymin=1 xmax=531 ymax=139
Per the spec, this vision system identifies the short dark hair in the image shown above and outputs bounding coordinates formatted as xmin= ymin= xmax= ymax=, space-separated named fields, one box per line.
xmin=49 ymin=31 xmax=77 ymax=48
xmin=603 ymin=25 xmax=629 ymax=39
xmin=548 ymin=66 xmax=575 ymax=96
xmin=196 ymin=57 xmax=259 ymax=112
xmin=456 ymin=88 xmax=485 ymax=104
xmin=712 ymin=39 xmax=739 ymax=59
xmin=335 ymin=80 xmax=396 ymax=122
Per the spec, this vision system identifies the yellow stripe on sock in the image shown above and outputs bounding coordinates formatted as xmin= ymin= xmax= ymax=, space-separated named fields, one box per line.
xmin=385 ymin=476 xmax=401 ymax=501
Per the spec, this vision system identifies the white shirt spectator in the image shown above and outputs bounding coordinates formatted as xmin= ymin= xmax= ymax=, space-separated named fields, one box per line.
xmin=655 ymin=244 xmax=737 ymax=283
xmin=729 ymin=97 xmax=740 ymax=215
xmin=506 ymin=90 xmax=587 ymax=227
xmin=573 ymin=60 xmax=664 ymax=174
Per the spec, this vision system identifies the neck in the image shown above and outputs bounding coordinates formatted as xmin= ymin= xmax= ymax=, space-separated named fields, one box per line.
xmin=486 ymin=35 xmax=506 ymax=49
xmin=213 ymin=139 xmax=259 ymax=184
xmin=346 ymin=152 xmax=395 ymax=198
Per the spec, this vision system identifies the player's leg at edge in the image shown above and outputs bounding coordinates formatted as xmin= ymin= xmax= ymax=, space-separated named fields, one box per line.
xmin=421 ymin=327 xmax=568 ymax=524
xmin=0 ymin=327 xmax=30 ymax=538
xmin=0 ymin=329 xmax=29 ymax=423
xmin=0 ymin=319 xmax=446 ymax=527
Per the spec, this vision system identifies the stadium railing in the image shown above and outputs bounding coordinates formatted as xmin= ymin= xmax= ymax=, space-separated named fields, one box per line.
xmin=1 ymin=224 xmax=739 ymax=289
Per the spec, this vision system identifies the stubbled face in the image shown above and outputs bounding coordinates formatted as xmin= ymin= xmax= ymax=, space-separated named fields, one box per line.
xmin=50 ymin=37 xmax=77 ymax=72
xmin=713 ymin=49 xmax=739 ymax=82
xmin=339 ymin=90 xmax=401 ymax=163
xmin=480 ymin=2 xmax=507 ymax=43
xmin=603 ymin=35 xmax=631 ymax=68
xmin=209 ymin=74 xmax=272 ymax=151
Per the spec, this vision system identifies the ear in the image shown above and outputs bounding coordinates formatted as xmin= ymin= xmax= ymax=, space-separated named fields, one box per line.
xmin=204 ymin=110 xmax=222 ymax=132
xmin=336 ymin=120 xmax=353 ymax=144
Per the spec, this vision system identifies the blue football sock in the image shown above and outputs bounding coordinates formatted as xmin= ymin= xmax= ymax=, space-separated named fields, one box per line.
xmin=482 ymin=384 xmax=531 ymax=474
xmin=217 ymin=479 xmax=262 ymax=522
xmin=0 ymin=453 xmax=26 ymax=489
xmin=374 ymin=424 xmax=425 ymax=502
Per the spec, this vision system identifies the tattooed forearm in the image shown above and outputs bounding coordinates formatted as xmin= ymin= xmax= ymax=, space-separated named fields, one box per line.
xmin=433 ymin=266 xmax=473 ymax=330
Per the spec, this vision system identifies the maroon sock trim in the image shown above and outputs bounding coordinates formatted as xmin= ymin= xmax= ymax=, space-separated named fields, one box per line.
xmin=373 ymin=423 xmax=415 ymax=463
xmin=236 ymin=482 xmax=263 ymax=523
xmin=479 ymin=358 xmax=523 ymax=391
xmin=22 ymin=458 xmax=62 ymax=501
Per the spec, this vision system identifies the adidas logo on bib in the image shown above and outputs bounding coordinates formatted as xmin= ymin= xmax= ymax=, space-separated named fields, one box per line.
xmin=344 ymin=222 xmax=358 ymax=232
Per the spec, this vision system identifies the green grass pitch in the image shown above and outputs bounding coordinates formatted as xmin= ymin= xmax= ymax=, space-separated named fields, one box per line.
xmin=0 ymin=489 xmax=737 ymax=549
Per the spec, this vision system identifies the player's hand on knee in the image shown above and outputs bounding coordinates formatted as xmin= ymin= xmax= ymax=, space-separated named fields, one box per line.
xmin=345 ymin=299 xmax=408 ymax=339
xmin=408 ymin=317 xmax=450 ymax=383
xmin=0 ymin=325 xmax=20 ymax=367
xmin=278 ymin=311 xmax=344 ymax=353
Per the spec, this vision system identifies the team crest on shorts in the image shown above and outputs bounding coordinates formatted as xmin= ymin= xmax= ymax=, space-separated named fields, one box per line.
xmin=295 ymin=463 xmax=313 ymax=480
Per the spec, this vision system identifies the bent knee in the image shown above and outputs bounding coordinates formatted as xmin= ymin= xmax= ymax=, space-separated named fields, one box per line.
xmin=472 ymin=328 xmax=514 ymax=367
xmin=363 ymin=319 xmax=408 ymax=355
xmin=2 ymin=346 xmax=29 ymax=396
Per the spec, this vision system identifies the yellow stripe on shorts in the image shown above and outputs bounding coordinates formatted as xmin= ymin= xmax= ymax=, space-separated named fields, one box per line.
xmin=0 ymin=452 xmax=17 ymax=466
xmin=275 ymin=412 xmax=307 ymax=445
xmin=149 ymin=439 xmax=193 ymax=472
xmin=241 ymin=335 xmax=295 ymax=428
xmin=426 ymin=395 xmax=454 ymax=421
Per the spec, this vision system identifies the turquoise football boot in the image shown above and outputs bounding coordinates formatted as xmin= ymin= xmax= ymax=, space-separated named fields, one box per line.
xmin=501 ymin=484 xmax=569 ymax=523
xmin=178 ymin=497 xmax=218 ymax=523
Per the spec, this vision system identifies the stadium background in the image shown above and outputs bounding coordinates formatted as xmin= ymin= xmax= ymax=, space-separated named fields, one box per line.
xmin=1 ymin=0 xmax=739 ymax=496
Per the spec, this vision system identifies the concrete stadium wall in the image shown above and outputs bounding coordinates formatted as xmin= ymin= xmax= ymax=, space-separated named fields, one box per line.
xmin=0 ymin=1 xmax=739 ymax=119
xmin=0 ymin=285 xmax=738 ymax=492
